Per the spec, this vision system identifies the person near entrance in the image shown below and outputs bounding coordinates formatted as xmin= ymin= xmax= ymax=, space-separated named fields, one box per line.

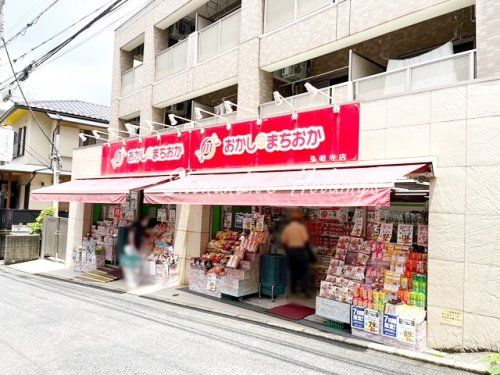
xmin=281 ymin=211 xmax=312 ymax=297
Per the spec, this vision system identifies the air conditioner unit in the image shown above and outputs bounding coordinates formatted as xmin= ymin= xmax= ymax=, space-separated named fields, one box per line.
xmin=278 ymin=62 xmax=308 ymax=82
xmin=167 ymin=102 xmax=188 ymax=117
xmin=169 ymin=19 xmax=193 ymax=41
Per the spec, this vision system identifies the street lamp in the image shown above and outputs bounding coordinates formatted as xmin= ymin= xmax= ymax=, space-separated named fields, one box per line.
xmin=79 ymin=132 xmax=110 ymax=147
xmin=168 ymin=114 xmax=205 ymax=134
xmin=304 ymin=82 xmax=340 ymax=113
xmin=194 ymin=107 xmax=231 ymax=131
xmin=273 ymin=91 xmax=298 ymax=120
xmin=223 ymin=100 xmax=262 ymax=125
xmin=124 ymin=123 xmax=142 ymax=142
xmin=106 ymin=129 xmax=126 ymax=145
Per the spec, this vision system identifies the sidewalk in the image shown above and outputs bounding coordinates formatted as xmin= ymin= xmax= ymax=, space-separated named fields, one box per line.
xmin=9 ymin=259 xmax=491 ymax=374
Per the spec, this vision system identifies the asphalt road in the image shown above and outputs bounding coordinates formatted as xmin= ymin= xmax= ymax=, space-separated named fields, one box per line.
xmin=0 ymin=267 xmax=470 ymax=375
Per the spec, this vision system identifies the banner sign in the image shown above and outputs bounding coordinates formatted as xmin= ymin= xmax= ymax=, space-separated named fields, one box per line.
xmin=382 ymin=313 xmax=398 ymax=338
xmin=397 ymin=317 xmax=417 ymax=344
xmin=101 ymin=105 xmax=359 ymax=176
xmin=0 ymin=126 xmax=14 ymax=162
xmin=364 ymin=309 xmax=381 ymax=335
xmin=101 ymin=131 xmax=190 ymax=176
xmin=351 ymin=306 xmax=365 ymax=329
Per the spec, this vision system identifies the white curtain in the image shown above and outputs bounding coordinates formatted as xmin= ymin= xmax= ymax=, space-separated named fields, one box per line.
xmin=386 ymin=42 xmax=456 ymax=92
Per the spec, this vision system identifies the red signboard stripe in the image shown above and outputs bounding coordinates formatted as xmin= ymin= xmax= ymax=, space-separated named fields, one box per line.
xmin=101 ymin=104 xmax=360 ymax=176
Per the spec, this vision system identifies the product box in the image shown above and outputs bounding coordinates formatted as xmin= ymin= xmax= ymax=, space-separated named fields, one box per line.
xmin=316 ymin=296 xmax=351 ymax=323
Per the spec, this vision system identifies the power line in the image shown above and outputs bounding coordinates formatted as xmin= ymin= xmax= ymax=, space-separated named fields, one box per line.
xmin=32 ymin=0 xmax=129 ymax=69
xmin=2 ymin=37 xmax=55 ymax=148
xmin=42 ymin=1 xmax=145 ymax=66
xmin=0 ymin=0 xmax=129 ymax=92
xmin=11 ymin=0 xmax=117 ymax=64
xmin=5 ymin=0 xmax=46 ymax=34
xmin=1 ymin=0 xmax=62 ymax=50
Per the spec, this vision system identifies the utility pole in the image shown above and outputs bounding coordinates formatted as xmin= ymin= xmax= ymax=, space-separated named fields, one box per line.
xmin=51 ymin=119 xmax=61 ymax=214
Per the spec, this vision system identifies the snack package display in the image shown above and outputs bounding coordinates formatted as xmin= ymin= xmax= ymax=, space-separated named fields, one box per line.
xmin=397 ymin=224 xmax=414 ymax=246
xmin=348 ymin=237 xmax=364 ymax=252
xmin=337 ymin=236 xmax=350 ymax=250
xmin=351 ymin=218 xmax=364 ymax=237
xmin=378 ymin=223 xmax=393 ymax=242
xmin=417 ymin=225 xmax=428 ymax=247
xmin=334 ymin=247 xmax=347 ymax=261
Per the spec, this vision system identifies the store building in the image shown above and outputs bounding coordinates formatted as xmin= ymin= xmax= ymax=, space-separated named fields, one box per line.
xmin=32 ymin=0 xmax=500 ymax=351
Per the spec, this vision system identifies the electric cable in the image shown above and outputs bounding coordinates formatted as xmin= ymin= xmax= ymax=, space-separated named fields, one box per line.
xmin=42 ymin=0 xmax=145 ymax=66
xmin=0 ymin=0 xmax=130 ymax=92
xmin=1 ymin=0 xmax=62 ymax=50
xmin=11 ymin=0 xmax=117 ymax=64
xmin=2 ymin=37 xmax=54 ymax=148
xmin=4 ymin=0 xmax=46 ymax=34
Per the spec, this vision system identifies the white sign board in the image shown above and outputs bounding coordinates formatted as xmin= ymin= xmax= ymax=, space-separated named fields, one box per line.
xmin=0 ymin=126 xmax=14 ymax=162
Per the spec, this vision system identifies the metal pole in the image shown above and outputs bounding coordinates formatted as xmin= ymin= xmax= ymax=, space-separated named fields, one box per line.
xmin=6 ymin=171 xmax=11 ymax=209
xmin=52 ymin=123 xmax=60 ymax=214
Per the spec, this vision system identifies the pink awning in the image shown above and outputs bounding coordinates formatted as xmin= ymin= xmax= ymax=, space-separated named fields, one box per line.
xmin=144 ymin=164 xmax=427 ymax=207
xmin=31 ymin=176 xmax=170 ymax=203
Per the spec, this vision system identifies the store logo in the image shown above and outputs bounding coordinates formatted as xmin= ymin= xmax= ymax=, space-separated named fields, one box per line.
xmin=110 ymin=143 xmax=185 ymax=169
xmin=195 ymin=133 xmax=221 ymax=163
xmin=111 ymin=147 xmax=127 ymax=169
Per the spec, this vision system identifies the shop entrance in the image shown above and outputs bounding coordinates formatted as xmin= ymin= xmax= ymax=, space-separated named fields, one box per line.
xmin=186 ymin=196 xmax=429 ymax=351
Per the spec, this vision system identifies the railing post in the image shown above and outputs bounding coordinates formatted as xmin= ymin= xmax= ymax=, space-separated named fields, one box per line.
xmin=469 ymin=50 xmax=476 ymax=80
xmin=406 ymin=67 xmax=412 ymax=92
xmin=347 ymin=81 xmax=355 ymax=101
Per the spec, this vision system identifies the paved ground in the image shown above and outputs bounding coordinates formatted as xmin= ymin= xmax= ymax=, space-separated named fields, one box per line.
xmin=0 ymin=267 xmax=472 ymax=375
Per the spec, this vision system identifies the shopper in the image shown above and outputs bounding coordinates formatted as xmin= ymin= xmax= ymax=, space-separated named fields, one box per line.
xmin=121 ymin=225 xmax=142 ymax=288
xmin=281 ymin=210 xmax=312 ymax=297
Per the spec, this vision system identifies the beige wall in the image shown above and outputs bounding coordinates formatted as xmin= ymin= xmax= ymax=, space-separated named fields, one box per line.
xmin=360 ymin=79 xmax=500 ymax=351
xmin=475 ymin=0 xmax=500 ymax=78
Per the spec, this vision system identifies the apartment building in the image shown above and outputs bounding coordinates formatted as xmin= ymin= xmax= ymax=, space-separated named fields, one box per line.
xmin=53 ymin=0 xmax=500 ymax=351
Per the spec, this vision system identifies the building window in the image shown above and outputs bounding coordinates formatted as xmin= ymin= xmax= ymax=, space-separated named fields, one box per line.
xmin=12 ymin=127 xmax=26 ymax=158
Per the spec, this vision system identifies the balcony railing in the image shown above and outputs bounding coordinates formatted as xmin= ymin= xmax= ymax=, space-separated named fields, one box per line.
xmin=121 ymin=64 xmax=143 ymax=96
xmin=264 ymin=0 xmax=333 ymax=33
xmin=260 ymin=82 xmax=350 ymax=118
xmin=354 ymin=50 xmax=476 ymax=101
xmin=156 ymin=39 xmax=189 ymax=81
xmin=198 ymin=9 xmax=241 ymax=63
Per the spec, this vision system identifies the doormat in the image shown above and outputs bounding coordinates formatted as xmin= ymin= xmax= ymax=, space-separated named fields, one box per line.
xmin=74 ymin=266 xmax=122 ymax=283
xmin=268 ymin=303 xmax=316 ymax=320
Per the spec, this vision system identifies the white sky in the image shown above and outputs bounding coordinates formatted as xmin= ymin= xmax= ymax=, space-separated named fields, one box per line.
xmin=0 ymin=0 xmax=147 ymax=107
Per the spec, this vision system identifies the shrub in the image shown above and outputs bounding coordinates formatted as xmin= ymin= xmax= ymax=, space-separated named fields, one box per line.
xmin=29 ymin=207 xmax=56 ymax=234
xmin=484 ymin=353 xmax=500 ymax=375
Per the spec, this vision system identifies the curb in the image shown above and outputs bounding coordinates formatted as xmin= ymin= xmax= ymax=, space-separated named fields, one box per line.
xmin=34 ymin=271 xmax=488 ymax=374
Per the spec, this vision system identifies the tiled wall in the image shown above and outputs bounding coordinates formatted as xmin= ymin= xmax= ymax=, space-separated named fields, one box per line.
xmin=359 ymin=79 xmax=500 ymax=350
xmin=476 ymin=0 xmax=500 ymax=78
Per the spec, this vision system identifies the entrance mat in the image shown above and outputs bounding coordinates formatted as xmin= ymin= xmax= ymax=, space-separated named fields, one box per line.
xmin=268 ymin=303 xmax=316 ymax=320
xmin=74 ymin=266 xmax=122 ymax=283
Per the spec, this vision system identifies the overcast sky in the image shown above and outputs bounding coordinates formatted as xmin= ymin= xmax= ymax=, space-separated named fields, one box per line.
xmin=0 ymin=0 xmax=146 ymax=107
